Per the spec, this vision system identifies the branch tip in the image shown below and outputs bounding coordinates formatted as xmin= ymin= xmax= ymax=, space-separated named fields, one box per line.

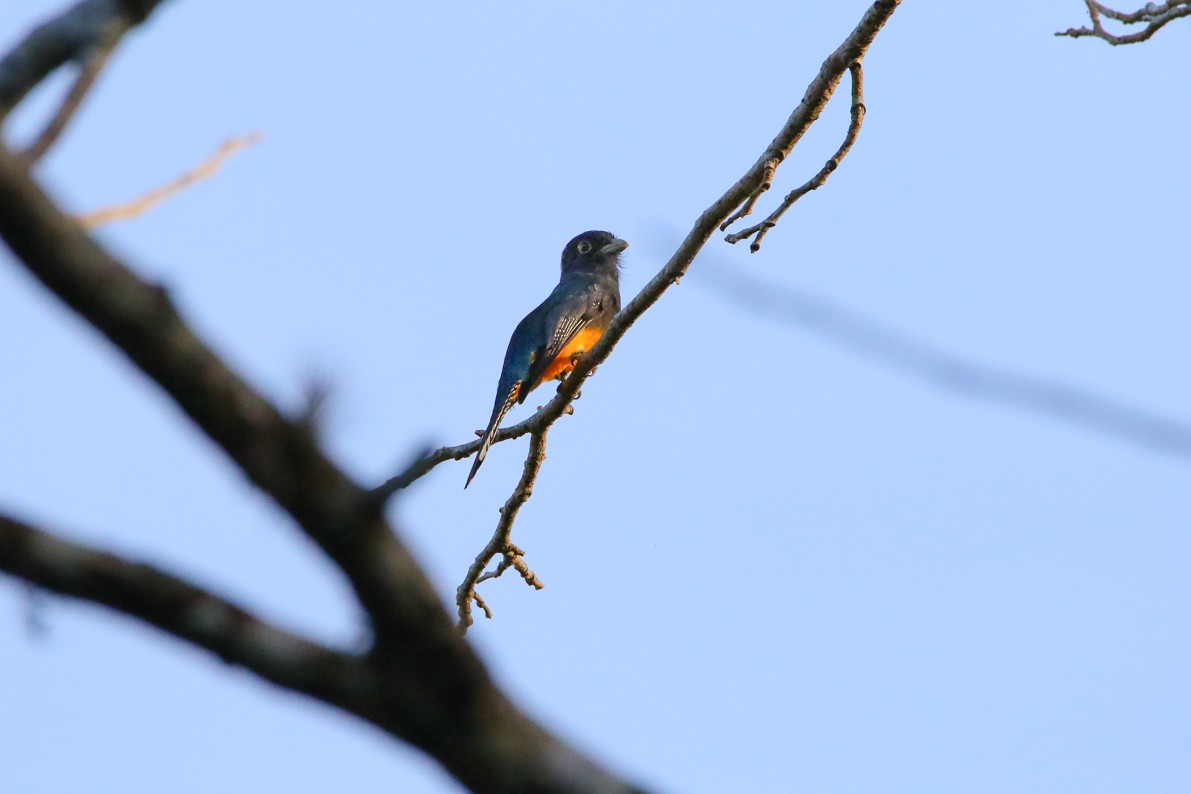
xmin=1057 ymin=0 xmax=1191 ymax=44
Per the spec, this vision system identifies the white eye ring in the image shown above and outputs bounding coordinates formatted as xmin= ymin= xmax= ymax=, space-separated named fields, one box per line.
xmin=577 ymin=241 xmax=593 ymax=255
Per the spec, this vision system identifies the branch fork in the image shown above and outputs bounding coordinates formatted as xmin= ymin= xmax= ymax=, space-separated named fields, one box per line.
xmin=721 ymin=61 xmax=867 ymax=253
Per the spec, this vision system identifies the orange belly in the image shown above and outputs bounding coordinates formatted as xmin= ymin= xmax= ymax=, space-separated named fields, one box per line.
xmin=535 ymin=326 xmax=605 ymax=387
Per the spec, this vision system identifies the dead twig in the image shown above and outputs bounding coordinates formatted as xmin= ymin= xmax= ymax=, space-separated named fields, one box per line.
xmin=77 ymin=133 xmax=260 ymax=228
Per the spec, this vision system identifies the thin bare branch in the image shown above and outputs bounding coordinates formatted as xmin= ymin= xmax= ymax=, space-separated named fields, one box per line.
xmin=374 ymin=1 xmax=901 ymax=621
xmin=378 ymin=2 xmax=899 ymax=498
xmin=725 ymin=61 xmax=867 ymax=252
xmin=1057 ymin=0 xmax=1191 ymax=44
xmin=392 ymin=0 xmax=899 ymax=493
xmin=76 ymin=133 xmax=260 ymax=228
xmin=374 ymin=0 xmax=901 ymax=623
xmin=457 ymin=430 xmax=550 ymax=631
xmin=372 ymin=434 xmax=500 ymax=499
xmin=370 ymin=401 xmax=575 ymax=501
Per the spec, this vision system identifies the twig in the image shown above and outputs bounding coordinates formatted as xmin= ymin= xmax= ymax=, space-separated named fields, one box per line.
xmin=20 ymin=37 xmax=113 ymax=163
xmin=718 ymin=157 xmax=778 ymax=232
xmin=725 ymin=61 xmax=867 ymax=252
xmin=77 ymin=133 xmax=261 ymax=228
xmin=294 ymin=372 xmax=334 ymax=437
xmin=22 ymin=582 xmax=49 ymax=638
xmin=456 ymin=430 xmax=550 ymax=631
xmin=372 ymin=434 xmax=509 ymax=500
xmin=1057 ymin=0 xmax=1191 ymax=44
xmin=369 ymin=402 xmax=575 ymax=501
xmin=475 ymin=544 xmax=536 ymax=585
xmin=472 ymin=591 xmax=493 ymax=620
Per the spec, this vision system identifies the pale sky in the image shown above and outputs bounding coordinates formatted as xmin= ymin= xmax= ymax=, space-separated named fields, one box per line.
xmin=3 ymin=2 xmax=1190 ymax=792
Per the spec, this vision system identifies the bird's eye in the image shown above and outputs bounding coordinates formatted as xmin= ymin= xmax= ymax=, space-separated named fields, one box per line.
xmin=577 ymin=241 xmax=592 ymax=255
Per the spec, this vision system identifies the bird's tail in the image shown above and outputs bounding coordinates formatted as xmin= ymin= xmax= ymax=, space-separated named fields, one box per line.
xmin=465 ymin=384 xmax=521 ymax=488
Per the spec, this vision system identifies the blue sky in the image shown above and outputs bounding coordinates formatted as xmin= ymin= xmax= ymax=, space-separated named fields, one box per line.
xmin=3 ymin=1 xmax=1189 ymax=792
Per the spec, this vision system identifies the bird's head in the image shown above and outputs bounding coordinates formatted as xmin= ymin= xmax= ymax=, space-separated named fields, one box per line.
xmin=560 ymin=230 xmax=628 ymax=274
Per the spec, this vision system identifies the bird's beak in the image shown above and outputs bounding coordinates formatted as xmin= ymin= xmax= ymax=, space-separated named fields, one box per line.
xmin=599 ymin=238 xmax=629 ymax=256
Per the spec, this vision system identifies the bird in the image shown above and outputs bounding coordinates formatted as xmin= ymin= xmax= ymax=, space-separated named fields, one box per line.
xmin=465 ymin=230 xmax=627 ymax=488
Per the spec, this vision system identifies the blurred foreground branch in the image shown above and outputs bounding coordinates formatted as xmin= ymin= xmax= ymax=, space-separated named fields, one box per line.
xmin=704 ymin=265 xmax=1191 ymax=461
xmin=0 ymin=511 xmax=371 ymax=697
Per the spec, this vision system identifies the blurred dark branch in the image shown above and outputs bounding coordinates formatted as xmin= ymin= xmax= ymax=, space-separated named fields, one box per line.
xmin=705 ymin=265 xmax=1191 ymax=461
xmin=0 ymin=135 xmax=640 ymax=794
xmin=1057 ymin=0 xmax=1191 ymax=44
xmin=0 ymin=510 xmax=375 ymax=704
xmin=723 ymin=61 xmax=867 ymax=253
xmin=2 ymin=5 xmax=644 ymax=786
xmin=377 ymin=0 xmax=902 ymax=622
xmin=0 ymin=146 xmax=411 ymax=649
xmin=0 ymin=509 xmax=642 ymax=793
xmin=0 ymin=0 xmax=162 ymax=123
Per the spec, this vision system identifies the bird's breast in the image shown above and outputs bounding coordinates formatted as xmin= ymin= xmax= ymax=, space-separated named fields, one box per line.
xmin=534 ymin=326 xmax=606 ymax=386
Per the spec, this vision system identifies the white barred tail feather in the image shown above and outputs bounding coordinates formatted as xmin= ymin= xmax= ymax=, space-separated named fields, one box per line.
xmin=464 ymin=383 xmax=522 ymax=488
